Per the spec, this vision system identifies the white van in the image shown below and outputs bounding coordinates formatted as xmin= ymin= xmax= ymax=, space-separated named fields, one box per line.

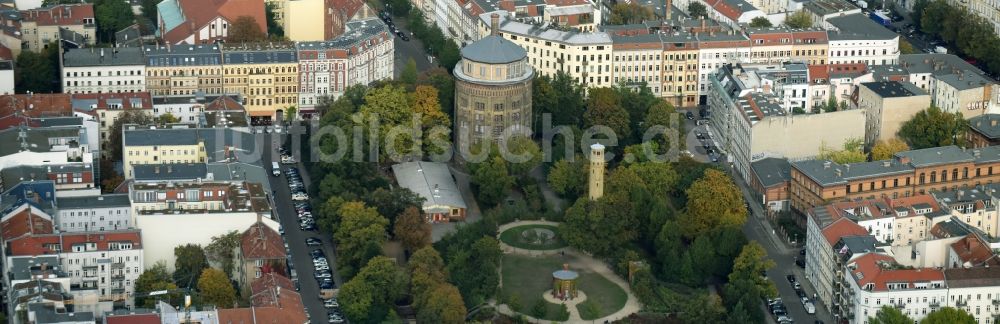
xmin=272 ymin=162 xmax=281 ymax=176
xmin=804 ymin=302 xmax=816 ymax=314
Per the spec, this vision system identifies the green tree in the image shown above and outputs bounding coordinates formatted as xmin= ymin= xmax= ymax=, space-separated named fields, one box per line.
xmin=15 ymin=42 xmax=60 ymax=94
xmin=870 ymin=138 xmax=910 ymax=161
xmin=899 ymin=105 xmax=968 ymax=149
xmin=135 ymin=261 xmax=182 ymax=308
xmin=503 ymin=136 xmax=542 ymax=178
xmin=679 ymin=294 xmax=726 ymax=324
xmin=446 ymin=237 xmax=501 ymax=306
xmin=408 ymin=246 xmax=449 ymax=302
xmin=561 ymin=194 xmax=639 ymax=257
xmin=785 ymin=10 xmax=813 ymax=28
xmin=531 ymin=299 xmax=548 ymax=318
xmin=641 ymin=101 xmax=684 ymax=153
xmin=825 ymin=95 xmax=838 ymax=112
xmin=335 ymin=201 xmax=389 ymax=279
xmin=140 ymin=0 xmax=159 ymax=24
xmin=749 ymin=17 xmax=773 ymax=27
xmin=204 ymin=230 xmax=241 ymax=276
xmin=226 ymin=16 xmax=267 ymax=43
xmin=471 ymin=155 xmax=514 ymax=207
xmin=265 ymin=1 xmax=284 ymax=38
xmin=688 ymin=2 xmax=708 ymax=18
xmin=284 ymin=105 xmax=298 ymax=122
xmin=408 ymin=85 xmax=452 ymax=156
xmin=339 ymin=256 xmax=408 ymax=323
xmin=579 ymin=300 xmax=600 ymax=320
xmin=729 ymin=242 xmax=777 ymax=298
xmin=533 ymin=71 xmax=586 ymax=132
xmin=197 ymin=268 xmax=236 ymax=308
xmin=417 ymin=68 xmax=456 ymax=118
xmin=818 ymin=138 xmax=867 ymax=164
xmin=900 ymin=38 xmax=918 ymax=54
xmin=173 ymin=244 xmax=208 ymax=286
xmin=363 ymin=187 xmax=424 ymax=230
xmin=417 ymin=283 xmax=467 ymax=324
xmin=401 ymin=58 xmax=418 ymax=87
xmin=921 ymin=307 xmax=977 ymax=324
xmin=546 ymin=157 xmax=586 ymax=200
xmin=609 ymin=2 xmax=654 ymax=25
xmin=627 ymin=161 xmax=678 ymax=199
xmin=584 ymin=88 xmax=631 ymax=142
xmin=106 ymin=109 xmax=154 ymax=161
xmin=655 ymin=220 xmax=684 ymax=279
xmin=869 ymin=305 xmax=915 ymax=324
xmin=157 ymin=113 xmax=180 ymax=124
xmin=93 ymin=0 xmax=134 ymax=43
xmin=359 ymin=85 xmax=415 ymax=162
xmin=393 ymin=207 xmax=431 ymax=253
xmin=680 ymin=169 xmax=747 ymax=238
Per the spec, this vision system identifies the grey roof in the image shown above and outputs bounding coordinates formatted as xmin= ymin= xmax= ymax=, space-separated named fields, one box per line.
xmin=803 ymin=0 xmax=860 ymax=16
xmin=122 ymin=127 xmax=200 ymax=146
xmin=63 ymin=47 xmax=145 ymax=67
xmin=900 ymin=54 xmax=996 ymax=90
xmin=751 ymin=157 xmax=791 ymax=188
xmin=1 ymin=165 xmax=91 ymax=191
xmin=968 ymin=114 xmax=1000 ymax=140
xmin=143 ymin=44 xmax=222 ymax=67
xmin=860 ymin=81 xmax=927 ymax=98
xmin=115 ymin=24 xmax=143 ymax=48
xmin=610 ymin=33 xmax=665 ymax=46
xmin=838 ymin=235 xmax=879 ymax=254
xmin=37 ymin=117 xmax=83 ymax=128
xmin=461 ymin=35 xmax=527 ymax=64
xmin=827 ymin=14 xmax=898 ymax=40
xmin=133 ymin=163 xmax=207 ymax=181
xmin=295 ymin=18 xmax=389 ymax=51
xmin=945 ymin=267 xmax=1000 ymax=288
xmin=8 ymin=256 xmax=62 ymax=281
xmin=223 ymin=48 xmax=297 ymax=64
xmin=391 ymin=161 xmax=466 ymax=213
xmin=0 ymin=126 xmax=83 ymax=156
xmin=792 ymin=159 xmax=912 ymax=186
xmin=895 ymin=145 xmax=972 ymax=167
xmin=206 ymin=162 xmax=271 ymax=193
xmin=202 ymin=110 xmax=249 ymax=128
xmin=56 ymin=194 xmax=131 ymax=209
xmin=58 ymin=28 xmax=88 ymax=47
xmin=29 ymin=303 xmax=95 ymax=324
xmin=870 ymin=64 xmax=909 ymax=81
xmin=488 ymin=12 xmax=613 ymax=45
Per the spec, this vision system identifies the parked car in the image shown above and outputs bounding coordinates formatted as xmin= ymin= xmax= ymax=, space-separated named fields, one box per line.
xmin=292 ymin=192 xmax=309 ymax=201
xmin=805 ymin=302 xmax=816 ymax=314
xmin=786 ymin=274 xmax=796 ymax=283
xmin=686 ymin=111 xmax=695 ymax=120
xmin=794 ymin=282 xmax=802 ymax=290
xmin=306 ymin=237 xmax=322 ymax=246
xmin=796 ymin=259 xmax=806 ymax=268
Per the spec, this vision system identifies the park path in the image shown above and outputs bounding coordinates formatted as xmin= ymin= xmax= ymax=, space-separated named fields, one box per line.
xmin=495 ymin=221 xmax=642 ymax=323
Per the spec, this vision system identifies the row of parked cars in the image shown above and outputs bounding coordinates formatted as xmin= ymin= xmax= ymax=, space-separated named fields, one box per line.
xmin=311 ymin=248 xmax=343 ymax=323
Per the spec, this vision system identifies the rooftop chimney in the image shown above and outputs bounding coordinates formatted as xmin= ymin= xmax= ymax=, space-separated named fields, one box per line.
xmin=491 ymin=13 xmax=500 ymax=36
xmin=665 ymin=0 xmax=672 ymax=18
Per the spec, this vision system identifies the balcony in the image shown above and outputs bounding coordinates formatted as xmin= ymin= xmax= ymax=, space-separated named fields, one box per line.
xmin=993 ymin=299 xmax=1000 ymax=306
xmin=111 ymin=274 xmax=125 ymax=280
xmin=111 ymin=262 xmax=125 ymax=269
xmin=930 ymin=301 xmax=940 ymax=308
xmin=957 ymin=300 xmax=968 ymax=307
xmin=893 ymin=303 xmax=905 ymax=309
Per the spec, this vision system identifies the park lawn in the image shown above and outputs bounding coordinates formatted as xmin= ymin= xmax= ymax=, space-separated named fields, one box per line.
xmin=576 ymin=271 xmax=628 ymax=319
xmin=498 ymin=224 xmax=568 ymax=250
xmin=500 ymin=254 xmax=570 ymax=321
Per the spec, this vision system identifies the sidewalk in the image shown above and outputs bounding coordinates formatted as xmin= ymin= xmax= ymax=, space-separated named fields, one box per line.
xmin=728 ymin=164 xmax=794 ymax=255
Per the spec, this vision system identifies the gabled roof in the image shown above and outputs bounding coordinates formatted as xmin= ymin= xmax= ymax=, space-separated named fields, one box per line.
xmin=21 ymin=4 xmax=94 ymax=26
xmin=7 ymin=230 xmax=142 ymax=256
xmin=848 ymin=253 xmax=945 ymax=292
xmin=821 ymin=217 xmax=869 ymax=246
xmin=949 ymin=234 xmax=1000 ymax=267
xmin=240 ymin=221 xmax=284 ymax=260
xmin=160 ymin=0 xmax=266 ymax=44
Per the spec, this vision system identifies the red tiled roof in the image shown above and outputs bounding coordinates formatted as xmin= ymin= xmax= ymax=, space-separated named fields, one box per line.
xmin=240 ymin=222 xmax=284 ymax=260
xmin=7 ymin=230 xmax=142 ymax=256
xmin=0 ymin=43 xmax=12 ymax=61
xmin=21 ymin=4 xmax=94 ymax=27
xmin=0 ymin=94 xmax=74 ymax=119
xmin=217 ymin=308 xmax=255 ymax=324
xmin=849 ymin=253 xmax=944 ymax=292
xmin=545 ymin=0 xmax=589 ymax=5
xmin=886 ymin=194 xmax=940 ymax=213
xmin=163 ymin=0 xmax=266 ymax=44
xmin=950 ymin=234 xmax=1000 ymax=267
xmin=205 ymin=96 xmax=245 ymax=111
xmin=72 ymin=92 xmax=153 ymax=110
xmin=1 ymin=206 xmax=54 ymax=241
xmin=217 ymin=274 xmax=307 ymax=324
xmin=809 ymin=64 xmax=830 ymax=83
xmin=105 ymin=314 xmax=160 ymax=324
xmin=821 ymin=217 xmax=870 ymax=246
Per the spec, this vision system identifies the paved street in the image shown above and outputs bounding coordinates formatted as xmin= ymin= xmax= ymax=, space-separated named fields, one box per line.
xmin=387 ymin=13 xmax=436 ymax=77
xmin=261 ymin=132 xmax=343 ymax=323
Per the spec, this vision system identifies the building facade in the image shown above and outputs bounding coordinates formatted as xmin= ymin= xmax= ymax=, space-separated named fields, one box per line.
xmin=55 ymin=194 xmax=133 ymax=233
xmin=454 ymin=15 xmax=534 ymax=150
xmin=143 ymin=44 xmax=224 ymax=97
xmin=61 ymin=48 xmax=146 ymax=94
xmin=858 ymin=81 xmax=930 ymax=149
xmin=295 ymin=18 xmax=393 ymax=111
xmin=20 ymin=4 xmax=96 ymax=51
xmin=222 ymin=45 xmax=299 ymax=122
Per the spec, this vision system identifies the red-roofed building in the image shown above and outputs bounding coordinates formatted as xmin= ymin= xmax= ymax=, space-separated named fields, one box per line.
xmin=234 ymin=221 xmax=286 ymax=298
xmin=947 ymin=234 xmax=1000 ymax=269
xmin=157 ymin=0 xmax=267 ymax=45
xmin=6 ymin=230 xmax=143 ymax=307
xmin=805 ymin=214 xmax=874 ymax=312
xmin=217 ymin=273 xmax=307 ymax=324
xmin=806 ymin=63 xmax=871 ymax=109
xmin=20 ymin=4 xmax=96 ymax=51
xmin=841 ymin=253 xmax=946 ymax=323
xmin=71 ymin=92 xmax=153 ymax=142
xmin=0 ymin=203 xmax=54 ymax=242
xmin=104 ymin=313 xmax=161 ymax=324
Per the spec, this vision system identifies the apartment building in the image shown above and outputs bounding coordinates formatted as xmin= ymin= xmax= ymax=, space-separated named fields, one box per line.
xmin=481 ymin=12 xmax=613 ymax=88
xmin=0 ymin=122 xmax=93 ymax=171
xmin=0 ymin=164 xmax=96 ymax=196
xmin=841 ymin=253 xmax=947 ymax=324
xmin=803 ymin=0 xmax=862 ymax=29
xmin=945 ymin=0 xmax=1000 ymax=36
xmin=826 ymin=14 xmax=899 ymax=66
xmin=746 ymin=26 xmax=830 ymax=65
xmin=701 ymin=0 xmax=766 ymax=29
xmin=790 ymin=145 xmax=1000 ymax=213
xmin=611 ymin=34 xmax=663 ymax=95
xmin=3 ymin=256 xmax=74 ymax=324
xmin=152 ymin=94 xmax=244 ymax=125
xmin=967 ymin=114 xmax=1000 ymax=148
xmin=20 ymin=4 xmax=95 ymax=51
xmin=295 ymin=18 xmax=393 ymax=111
xmin=660 ymin=32 xmax=700 ymax=107
xmin=129 ymin=180 xmax=276 ymax=270
xmin=121 ymin=128 xmax=207 ymax=179
xmin=61 ymin=47 xmax=146 ymax=94
xmin=0 ymin=202 xmax=54 ymax=242
xmin=804 ymin=213 xmax=872 ymax=311
xmin=222 ymin=45 xmax=299 ymax=122
xmin=806 ymin=63 xmax=870 ymax=109
xmin=749 ymin=157 xmax=792 ymax=211
xmin=234 ymin=221 xmax=285 ymax=298
xmin=156 ymin=0 xmax=266 ymax=45
xmin=55 ymin=194 xmax=132 ymax=233
xmin=709 ymin=63 xmax=864 ymax=182
xmin=696 ymin=31 xmax=750 ymax=96
xmin=858 ymin=81 xmax=930 ymax=149
xmin=932 ymin=185 xmax=1000 ymax=238
xmin=943 ymin=267 xmax=1000 ymax=324
xmin=899 ymin=54 xmax=999 ymax=119
xmin=70 ymin=92 xmax=153 ymax=142
xmin=143 ymin=44 xmax=224 ymax=97
xmin=6 ymin=230 xmax=143 ymax=307
xmin=280 ymin=0 xmax=324 ymax=41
